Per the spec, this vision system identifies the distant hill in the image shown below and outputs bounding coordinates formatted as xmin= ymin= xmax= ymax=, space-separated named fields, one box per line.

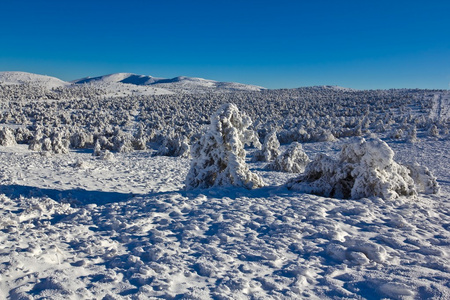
xmin=72 ymin=73 xmax=265 ymax=93
xmin=0 ymin=71 xmax=69 ymax=89
xmin=0 ymin=71 xmax=265 ymax=94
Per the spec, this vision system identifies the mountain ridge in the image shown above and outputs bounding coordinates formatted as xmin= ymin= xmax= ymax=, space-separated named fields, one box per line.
xmin=0 ymin=71 xmax=265 ymax=94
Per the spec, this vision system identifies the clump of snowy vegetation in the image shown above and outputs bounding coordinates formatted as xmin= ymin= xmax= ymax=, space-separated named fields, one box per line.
xmin=186 ymin=103 xmax=264 ymax=189
xmin=287 ymin=137 xmax=439 ymax=200
xmin=252 ymin=130 xmax=280 ymax=162
xmin=267 ymin=142 xmax=310 ymax=173
xmin=155 ymin=132 xmax=190 ymax=157
xmin=0 ymin=127 xmax=17 ymax=146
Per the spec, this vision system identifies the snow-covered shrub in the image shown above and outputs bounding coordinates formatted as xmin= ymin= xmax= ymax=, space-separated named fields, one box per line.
xmin=311 ymin=129 xmax=337 ymax=142
xmin=15 ymin=127 xmax=33 ymax=144
xmin=51 ymin=133 xmax=70 ymax=154
xmin=268 ymin=142 xmax=310 ymax=173
xmin=156 ymin=133 xmax=190 ymax=158
xmin=406 ymin=126 xmax=418 ymax=143
xmin=389 ymin=128 xmax=403 ymax=139
xmin=28 ymin=131 xmax=69 ymax=154
xmin=406 ymin=163 xmax=440 ymax=194
xmin=186 ymin=103 xmax=264 ymax=190
xmin=28 ymin=130 xmax=44 ymax=151
xmin=42 ymin=137 xmax=53 ymax=152
xmin=96 ymin=135 xmax=114 ymax=151
xmin=0 ymin=127 xmax=17 ymax=146
xmin=70 ymin=131 xmax=94 ymax=148
xmin=111 ymin=129 xmax=134 ymax=153
xmin=287 ymin=138 xmax=419 ymax=200
xmin=428 ymin=124 xmax=439 ymax=137
xmin=100 ymin=150 xmax=115 ymax=161
xmin=252 ymin=130 xmax=280 ymax=162
xmin=93 ymin=139 xmax=102 ymax=156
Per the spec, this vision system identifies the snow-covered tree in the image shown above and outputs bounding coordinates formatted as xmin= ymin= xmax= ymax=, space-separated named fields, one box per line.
xmin=252 ymin=130 xmax=280 ymax=162
xmin=267 ymin=142 xmax=310 ymax=173
xmin=287 ymin=137 xmax=436 ymax=200
xmin=406 ymin=163 xmax=440 ymax=194
xmin=428 ymin=124 xmax=439 ymax=137
xmin=0 ymin=127 xmax=17 ymax=146
xmin=185 ymin=103 xmax=264 ymax=189
xmin=156 ymin=133 xmax=190 ymax=158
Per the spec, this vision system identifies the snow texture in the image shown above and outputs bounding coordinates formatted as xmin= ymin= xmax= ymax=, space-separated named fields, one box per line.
xmin=186 ymin=103 xmax=264 ymax=189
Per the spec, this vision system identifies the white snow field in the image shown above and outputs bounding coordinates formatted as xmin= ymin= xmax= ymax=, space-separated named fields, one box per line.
xmin=0 ymin=74 xmax=449 ymax=299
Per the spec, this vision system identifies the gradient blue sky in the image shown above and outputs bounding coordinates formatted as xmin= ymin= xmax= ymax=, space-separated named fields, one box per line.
xmin=0 ymin=0 xmax=448 ymax=89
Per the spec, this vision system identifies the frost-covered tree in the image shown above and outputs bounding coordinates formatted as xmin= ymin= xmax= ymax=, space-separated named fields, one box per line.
xmin=252 ymin=130 xmax=280 ymax=162
xmin=287 ymin=137 xmax=437 ymax=200
xmin=156 ymin=132 xmax=190 ymax=158
xmin=0 ymin=127 xmax=17 ymax=146
xmin=51 ymin=133 xmax=70 ymax=154
xmin=267 ymin=142 xmax=310 ymax=173
xmin=406 ymin=163 xmax=440 ymax=194
xmin=428 ymin=124 xmax=439 ymax=137
xmin=406 ymin=125 xmax=418 ymax=143
xmin=185 ymin=103 xmax=264 ymax=189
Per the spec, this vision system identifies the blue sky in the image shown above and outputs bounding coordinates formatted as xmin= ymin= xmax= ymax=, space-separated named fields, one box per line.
xmin=0 ymin=0 xmax=448 ymax=89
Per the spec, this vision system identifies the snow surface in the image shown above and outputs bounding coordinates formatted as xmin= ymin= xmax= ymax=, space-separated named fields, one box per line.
xmin=0 ymin=76 xmax=449 ymax=299
xmin=0 ymin=136 xmax=449 ymax=299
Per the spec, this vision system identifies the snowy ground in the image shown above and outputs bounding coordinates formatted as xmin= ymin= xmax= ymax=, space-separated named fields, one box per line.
xmin=0 ymin=135 xmax=449 ymax=299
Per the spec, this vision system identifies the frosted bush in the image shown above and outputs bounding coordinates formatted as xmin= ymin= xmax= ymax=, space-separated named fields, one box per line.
xmin=15 ymin=127 xmax=33 ymax=144
xmin=268 ymin=142 xmax=310 ymax=173
xmin=406 ymin=163 xmax=440 ymax=194
xmin=29 ymin=130 xmax=44 ymax=151
xmin=428 ymin=124 xmax=439 ymax=137
xmin=311 ymin=129 xmax=337 ymax=142
xmin=51 ymin=133 xmax=70 ymax=154
xmin=186 ymin=103 xmax=264 ymax=189
xmin=93 ymin=139 xmax=102 ymax=156
xmin=112 ymin=130 xmax=134 ymax=153
xmin=406 ymin=125 xmax=418 ymax=143
xmin=252 ymin=130 xmax=280 ymax=162
xmin=70 ymin=132 xmax=94 ymax=148
xmin=0 ymin=127 xmax=17 ymax=146
xmin=100 ymin=150 xmax=115 ymax=161
xmin=389 ymin=128 xmax=403 ymax=139
xmin=156 ymin=133 xmax=190 ymax=158
xmin=287 ymin=137 xmax=423 ymax=200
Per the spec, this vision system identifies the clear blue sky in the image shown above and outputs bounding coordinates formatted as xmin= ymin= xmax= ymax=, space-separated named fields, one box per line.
xmin=0 ymin=0 xmax=448 ymax=89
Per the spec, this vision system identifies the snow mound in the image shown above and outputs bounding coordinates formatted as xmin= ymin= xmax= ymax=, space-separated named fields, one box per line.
xmin=186 ymin=103 xmax=264 ymax=189
xmin=287 ymin=137 xmax=439 ymax=200
xmin=0 ymin=71 xmax=69 ymax=89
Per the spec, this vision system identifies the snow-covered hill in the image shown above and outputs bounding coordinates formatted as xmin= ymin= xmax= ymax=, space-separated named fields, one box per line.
xmin=0 ymin=71 xmax=69 ymax=89
xmin=72 ymin=73 xmax=265 ymax=93
xmin=0 ymin=71 xmax=265 ymax=95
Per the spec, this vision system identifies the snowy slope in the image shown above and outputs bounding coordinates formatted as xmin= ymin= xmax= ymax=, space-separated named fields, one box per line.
xmin=0 ymin=71 xmax=69 ymax=89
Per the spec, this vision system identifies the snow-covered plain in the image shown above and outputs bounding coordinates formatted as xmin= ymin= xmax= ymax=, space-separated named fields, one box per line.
xmin=0 ymin=74 xmax=449 ymax=299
